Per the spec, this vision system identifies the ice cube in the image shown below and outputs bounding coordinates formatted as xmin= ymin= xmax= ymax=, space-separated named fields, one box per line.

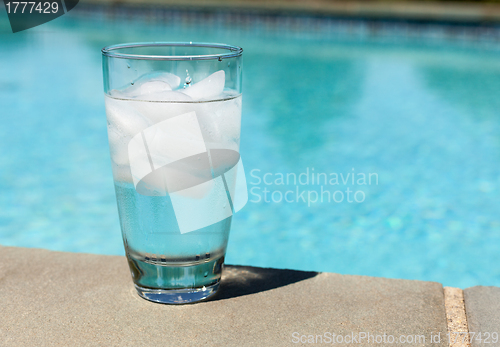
xmin=182 ymin=70 xmax=225 ymax=100
xmin=111 ymin=72 xmax=182 ymax=100
xmin=118 ymin=79 xmax=172 ymax=100
xmin=105 ymin=95 xmax=153 ymax=174
xmin=107 ymin=124 xmax=129 ymax=166
xmin=210 ymin=149 xmax=240 ymax=178
xmin=133 ymin=72 xmax=181 ymax=89
xmin=194 ymin=95 xmax=241 ymax=151
xmin=136 ymin=80 xmax=172 ymax=95
xmin=128 ymin=133 xmax=155 ymax=190
xmin=139 ymin=91 xmax=192 ymax=102
xmin=150 ymin=72 xmax=181 ymax=89
xmin=132 ymin=92 xmax=195 ymax=124
xmin=108 ymin=89 xmax=128 ymax=99
xmin=142 ymin=111 xmax=207 ymax=169
xmin=105 ymin=96 xmax=152 ymax=137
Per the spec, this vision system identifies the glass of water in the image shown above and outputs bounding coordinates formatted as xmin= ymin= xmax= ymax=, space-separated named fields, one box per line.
xmin=101 ymin=42 xmax=247 ymax=304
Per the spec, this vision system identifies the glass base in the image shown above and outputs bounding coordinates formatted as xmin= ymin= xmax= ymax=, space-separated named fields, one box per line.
xmin=134 ymin=281 xmax=220 ymax=304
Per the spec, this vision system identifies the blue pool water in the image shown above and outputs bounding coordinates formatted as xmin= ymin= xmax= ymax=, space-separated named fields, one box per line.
xmin=1 ymin=7 xmax=500 ymax=288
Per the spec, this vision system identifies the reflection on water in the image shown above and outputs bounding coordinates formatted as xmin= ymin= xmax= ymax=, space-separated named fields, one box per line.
xmin=421 ymin=63 xmax=500 ymax=121
xmin=255 ymin=55 xmax=365 ymax=160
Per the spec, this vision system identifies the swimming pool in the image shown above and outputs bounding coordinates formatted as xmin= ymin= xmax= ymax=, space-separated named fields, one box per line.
xmin=1 ymin=6 xmax=500 ymax=288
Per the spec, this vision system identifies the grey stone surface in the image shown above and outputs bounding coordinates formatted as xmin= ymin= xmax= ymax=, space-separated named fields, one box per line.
xmin=0 ymin=246 xmax=448 ymax=346
xmin=464 ymin=286 xmax=500 ymax=347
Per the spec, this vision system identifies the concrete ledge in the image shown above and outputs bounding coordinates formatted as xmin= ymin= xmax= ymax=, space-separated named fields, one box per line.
xmin=464 ymin=286 xmax=500 ymax=347
xmin=80 ymin=0 xmax=500 ymax=24
xmin=0 ymin=246 xmax=450 ymax=346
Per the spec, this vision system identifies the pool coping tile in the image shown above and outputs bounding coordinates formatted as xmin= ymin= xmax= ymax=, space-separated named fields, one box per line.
xmin=0 ymin=245 xmax=451 ymax=346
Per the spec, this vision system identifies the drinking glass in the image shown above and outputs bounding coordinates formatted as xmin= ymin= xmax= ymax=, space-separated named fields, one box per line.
xmin=101 ymin=42 xmax=247 ymax=304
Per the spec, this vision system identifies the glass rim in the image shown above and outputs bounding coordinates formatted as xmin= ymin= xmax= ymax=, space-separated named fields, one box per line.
xmin=101 ymin=42 xmax=243 ymax=61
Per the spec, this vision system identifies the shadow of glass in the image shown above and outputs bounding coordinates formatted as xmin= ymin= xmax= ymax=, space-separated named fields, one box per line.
xmin=209 ymin=265 xmax=319 ymax=301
